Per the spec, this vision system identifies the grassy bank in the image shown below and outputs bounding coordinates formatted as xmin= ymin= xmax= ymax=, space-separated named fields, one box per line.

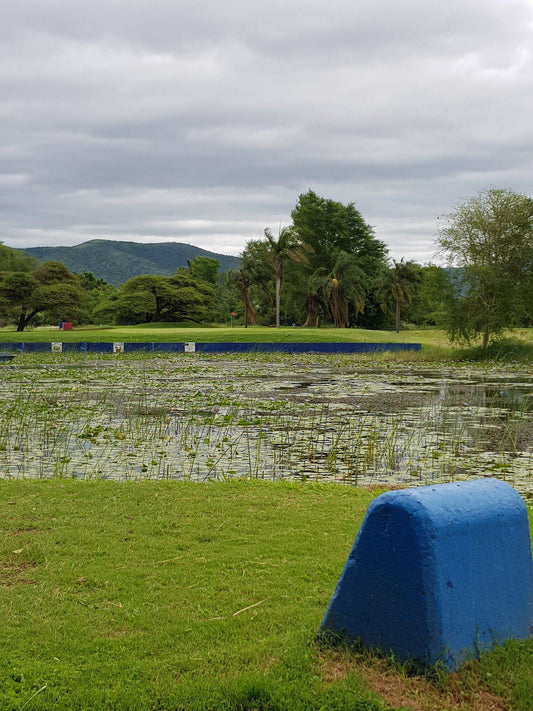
xmin=2 ymin=325 xmax=533 ymax=363
xmin=1 ymin=480 xmax=532 ymax=710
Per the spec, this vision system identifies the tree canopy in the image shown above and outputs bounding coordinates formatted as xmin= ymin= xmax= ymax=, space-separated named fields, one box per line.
xmin=95 ymin=269 xmax=216 ymax=325
xmin=379 ymin=259 xmax=423 ymax=333
xmin=0 ymin=243 xmax=36 ymax=273
xmin=291 ymin=190 xmax=387 ymax=274
xmin=437 ymin=188 xmax=533 ymax=350
xmin=0 ymin=259 xmax=86 ymax=331
xmin=240 ymin=191 xmax=388 ymax=327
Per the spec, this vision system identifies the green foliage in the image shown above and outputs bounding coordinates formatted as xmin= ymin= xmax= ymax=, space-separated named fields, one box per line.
xmin=96 ymin=269 xmax=216 ymax=325
xmin=437 ymin=188 xmax=533 ymax=351
xmin=328 ymin=251 xmax=366 ymax=328
xmin=282 ymin=262 xmax=329 ymax=327
xmin=0 ymin=260 xmax=86 ymax=331
xmin=290 ymin=191 xmax=388 ymax=327
xmin=291 ymin=191 xmax=387 ymax=275
xmin=75 ymin=271 xmax=116 ymax=324
xmin=241 ymin=192 xmax=388 ymax=328
xmin=241 ymin=240 xmax=276 ymax=325
xmin=0 ymin=243 xmax=36 ymax=273
xmin=263 ymin=226 xmax=310 ymax=328
xmin=378 ymin=260 xmax=423 ymax=332
xmin=188 ymin=256 xmax=220 ymax=285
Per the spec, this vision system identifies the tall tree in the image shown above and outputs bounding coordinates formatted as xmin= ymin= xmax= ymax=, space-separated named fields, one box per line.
xmin=263 ymin=226 xmax=309 ymax=328
xmin=237 ymin=269 xmax=257 ymax=327
xmin=240 ymin=240 xmax=275 ymax=324
xmin=291 ymin=190 xmax=387 ymax=275
xmin=291 ymin=191 xmax=388 ymax=327
xmin=301 ymin=268 xmax=329 ymax=328
xmin=437 ymin=188 xmax=533 ymax=352
xmin=327 ymin=252 xmax=366 ymax=328
xmin=379 ymin=259 xmax=422 ymax=333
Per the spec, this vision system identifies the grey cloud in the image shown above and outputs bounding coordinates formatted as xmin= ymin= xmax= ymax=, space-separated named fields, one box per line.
xmin=2 ymin=0 xmax=533 ymax=263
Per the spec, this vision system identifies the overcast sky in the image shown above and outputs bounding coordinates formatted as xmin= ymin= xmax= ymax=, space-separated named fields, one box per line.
xmin=2 ymin=0 xmax=533 ymax=263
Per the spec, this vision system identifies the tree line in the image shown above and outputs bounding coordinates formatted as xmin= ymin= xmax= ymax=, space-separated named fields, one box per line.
xmin=1 ymin=187 xmax=533 ymax=350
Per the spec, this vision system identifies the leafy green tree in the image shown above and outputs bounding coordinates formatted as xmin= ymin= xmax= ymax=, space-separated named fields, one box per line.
xmin=283 ymin=265 xmax=329 ymax=328
xmin=379 ymin=259 xmax=423 ymax=332
xmin=291 ymin=191 xmax=388 ymax=326
xmin=75 ymin=271 xmax=116 ymax=324
xmin=291 ymin=191 xmax=387 ymax=275
xmin=169 ymin=269 xmax=216 ymax=323
xmin=0 ymin=272 xmax=38 ymax=327
xmin=437 ymin=188 xmax=533 ymax=351
xmin=96 ymin=270 xmax=215 ymax=325
xmin=0 ymin=260 xmax=86 ymax=331
xmin=241 ymin=229 xmax=310 ymax=327
xmin=188 ymin=257 xmax=220 ymax=285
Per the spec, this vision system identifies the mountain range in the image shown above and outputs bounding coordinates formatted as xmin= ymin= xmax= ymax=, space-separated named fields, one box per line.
xmin=21 ymin=239 xmax=241 ymax=286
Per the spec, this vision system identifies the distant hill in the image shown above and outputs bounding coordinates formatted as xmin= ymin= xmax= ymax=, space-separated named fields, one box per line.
xmin=21 ymin=240 xmax=241 ymax=286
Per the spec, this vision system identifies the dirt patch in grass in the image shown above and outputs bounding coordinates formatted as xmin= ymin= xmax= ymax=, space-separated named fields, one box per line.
xmin=8 ymin=526 xmax=42 ymax=535
xmin=1 ymin=560 xmax=37 ymax=588
xmin=320 ymin=654 xmax=508 ymax=711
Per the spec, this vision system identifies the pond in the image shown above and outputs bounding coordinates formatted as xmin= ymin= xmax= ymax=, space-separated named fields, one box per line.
xmin=0 ymin=353 xmax=532 ymax=496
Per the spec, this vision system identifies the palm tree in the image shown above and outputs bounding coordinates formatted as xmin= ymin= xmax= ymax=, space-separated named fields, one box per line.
xmin=327 ymin=251 xmax=366 ymax=328
xmin=264 ymin=226 xmax=309 ymax=328
xmin=237 ymin=269 xmax=257 ymax=327
xmin=302 ymin=267 xmax=328 ymax=327
xmin=380 ymin=259 xmax=422 ymax=333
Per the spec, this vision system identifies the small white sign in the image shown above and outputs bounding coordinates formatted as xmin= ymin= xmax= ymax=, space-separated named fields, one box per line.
xmin=113 ymin=342 xmax=124 ymax=353
xmin=184 ymin=342 xmax=196 ymax=353
xmin=51 ymin=342 xmax=62 ymax=352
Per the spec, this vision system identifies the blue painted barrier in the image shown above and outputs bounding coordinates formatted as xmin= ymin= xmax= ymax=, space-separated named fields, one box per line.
xmin=320 ymin=479 xmax=533 ymax=669
xmin=0 ymin=342 xmax=421 ymax=354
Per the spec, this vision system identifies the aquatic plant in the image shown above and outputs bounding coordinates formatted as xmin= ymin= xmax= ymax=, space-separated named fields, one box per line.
xmin=0 ymin=352 xmax=531 ymax=494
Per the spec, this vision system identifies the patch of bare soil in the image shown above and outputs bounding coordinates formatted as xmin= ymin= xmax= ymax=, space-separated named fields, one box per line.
xmin=1 ymin=560 xmax=37 ymax=588
xmin=320 ymin=654 xmax=508 ymax=711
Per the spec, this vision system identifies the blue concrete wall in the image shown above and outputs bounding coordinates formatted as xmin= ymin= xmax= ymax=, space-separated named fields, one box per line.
xmin=2 ymin=341 xmax=421 ymax=354
xmin=320 ymin=479 xmax=533 ymax=669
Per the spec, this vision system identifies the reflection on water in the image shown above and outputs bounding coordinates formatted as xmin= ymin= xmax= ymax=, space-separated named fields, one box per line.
xmin=0 ymin=355 xmax=532 ymax=495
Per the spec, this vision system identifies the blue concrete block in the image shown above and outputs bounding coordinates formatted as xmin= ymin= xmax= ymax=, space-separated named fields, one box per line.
xmin=320 ymin=479 xmax=533 ymax=669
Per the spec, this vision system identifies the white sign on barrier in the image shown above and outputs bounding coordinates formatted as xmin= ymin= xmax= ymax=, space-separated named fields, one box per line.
xmin=113 ymin=342 xmax=124 ymax=353
xmin=51 ymin=342 xmax=62 ymax=352
xmin=184 ymin=342 xmax=196 ymax=353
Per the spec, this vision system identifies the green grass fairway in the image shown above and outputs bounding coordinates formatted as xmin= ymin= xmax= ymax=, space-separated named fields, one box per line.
xmin=0 ymin=324 xmax=448 ymax=345
xmin=1 ymin=480 xmax=532 ymax=710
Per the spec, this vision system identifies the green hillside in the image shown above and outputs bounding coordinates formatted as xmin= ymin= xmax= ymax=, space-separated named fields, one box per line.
xmin=21 ymin=239 xmax=241 ymax=285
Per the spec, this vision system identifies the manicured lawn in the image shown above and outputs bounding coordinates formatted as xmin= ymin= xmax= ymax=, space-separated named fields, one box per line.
xmin=1 ymin=480 xmax=532 ymax=710
xmin=0 ymin=324 xmax=447 ymax=345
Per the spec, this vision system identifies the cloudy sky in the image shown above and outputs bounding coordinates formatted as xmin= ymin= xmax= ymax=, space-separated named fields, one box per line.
xmin=2 ymin=0 xmax=533 ymax=263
